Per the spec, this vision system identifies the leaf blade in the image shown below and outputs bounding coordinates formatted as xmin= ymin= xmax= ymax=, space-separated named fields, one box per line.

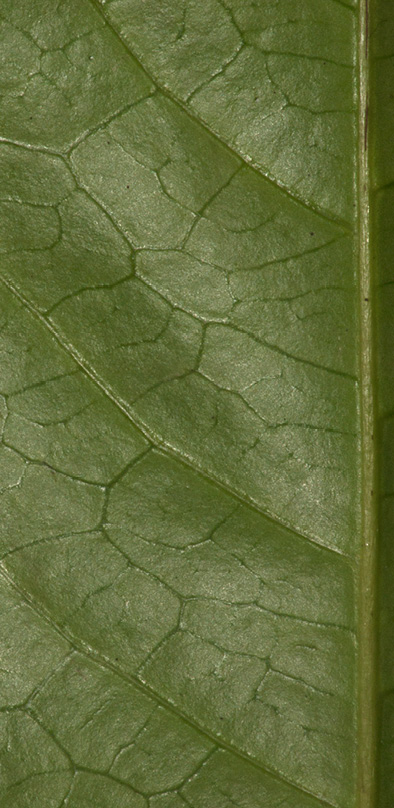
xmin=0 ymin=0 xmax=387 ymax=806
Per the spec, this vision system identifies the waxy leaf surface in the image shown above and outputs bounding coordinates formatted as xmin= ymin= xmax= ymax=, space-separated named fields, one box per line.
xmin=0 ymin=0 xmax=391 ymax=806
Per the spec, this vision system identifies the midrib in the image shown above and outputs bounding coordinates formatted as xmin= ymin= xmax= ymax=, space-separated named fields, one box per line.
xmin=357 ymin=0 xmax=378 ymax=805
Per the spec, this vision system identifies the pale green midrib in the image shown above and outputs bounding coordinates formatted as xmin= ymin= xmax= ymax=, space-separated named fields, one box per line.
xmin=87 ymin=0 xmax=351 ymax=231
xmin=357 ymin=0 xmax=378 ymax=806
xmin=0 ymin=271 xmax=352 ymax=566
xmin=0 ymin=561 xmax=336 ymax=808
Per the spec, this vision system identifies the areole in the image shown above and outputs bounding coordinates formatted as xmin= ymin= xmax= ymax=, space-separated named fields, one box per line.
xmin=0 ymin=1 xmax=392 ymax=807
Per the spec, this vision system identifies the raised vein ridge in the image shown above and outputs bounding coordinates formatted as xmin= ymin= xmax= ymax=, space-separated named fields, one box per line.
xmin=0 ymin=561 xmax=337 ymax=808
xmin=357 ymin=0 xmax=378 ymax=805
xmin=87 ymin=0 xmax=352 ymax=230
xmin=0 ymin=272 xmax=351 ymax=563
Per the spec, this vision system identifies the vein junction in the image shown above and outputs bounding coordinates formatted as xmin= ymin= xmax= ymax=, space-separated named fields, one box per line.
xmin=0 ymin=0 xmax=368 ymax=806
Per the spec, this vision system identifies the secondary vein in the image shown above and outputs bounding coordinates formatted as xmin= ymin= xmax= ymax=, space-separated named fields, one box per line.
xmin=86 ymin=0 xmax=352 ymax=231
xmin=0 ymin=273 xmax=352 ymax=565
xmin=0 ymin=562 xmax=337 ymax=808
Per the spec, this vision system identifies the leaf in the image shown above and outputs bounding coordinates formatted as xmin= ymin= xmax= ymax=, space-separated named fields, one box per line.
xmin=0 ymin=0 xmax=389 ymax=806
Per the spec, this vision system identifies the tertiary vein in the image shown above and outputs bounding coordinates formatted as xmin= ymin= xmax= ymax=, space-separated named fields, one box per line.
xmin=0 ymin=271 xmax=350 ymax=563
xmin=87 ymin=0 xmax=352 ymax=231
xmin=0 ymin=561 xmax=336 ymax=808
